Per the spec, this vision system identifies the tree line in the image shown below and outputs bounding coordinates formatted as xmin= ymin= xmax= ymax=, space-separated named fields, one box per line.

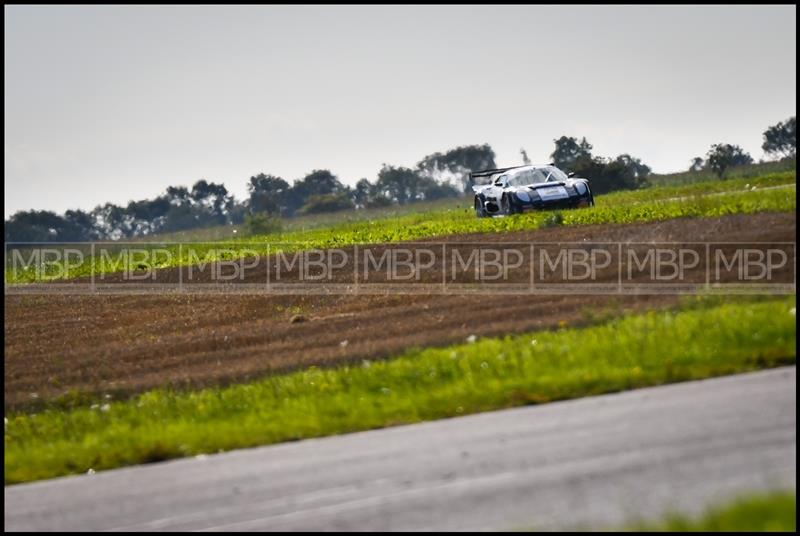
xmin=689 ymin=116 xmax=795 ymax=178
xmin=5 ymin=116 xmax=794 ymax=242
xmin=4 ymin=144 xmax=497 ymax=242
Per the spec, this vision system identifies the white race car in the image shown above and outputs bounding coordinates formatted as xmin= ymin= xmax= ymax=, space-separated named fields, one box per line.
xmin=471 ymin=164 xmax=594 ymax=218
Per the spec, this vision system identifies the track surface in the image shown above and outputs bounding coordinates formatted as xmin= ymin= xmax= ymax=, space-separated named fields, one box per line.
xmin=4 ymin=367 xmax=796 ymax=531
xmin=4 ymin=213 xmax=795 ymax=410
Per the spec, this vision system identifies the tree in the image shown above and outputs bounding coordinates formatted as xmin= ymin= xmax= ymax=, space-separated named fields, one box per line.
xmin=165 ymin=186 xmax=191 ymax=207
xmin=547 ymin=136 xmax=650 ymax=194
xmin=417 ymin=144 xmax=497 ymax=192
xmin=287 ymin=169 xmax=347 ymax=214
xmin=567 ymin=153 xmax=651 ymax=194
xmin=62 ymin=209 xmax=101 ymax=241
xmin=373 ymin=164 xmax=459 ymax=205
xmin=705 ymin=143 xmax=753 ymax=178
xmin=5 ymin=210 xmax=64 ymax=243
xmin=375 ymin=165 xmax=426 ymax=205
xmin=550 ymin=136 xmax=593 ymax=169
xmin=228 ymin=200 xmax=249 ymax=225
xmin=352 ymin=177 xmax=393 ymax=208
xmin=91 ymin=202 xmax=133 ymax=239
xmin=247 ymin=173 xmax=290 ymax=215
xmin=762 ymin=116 xmax=796 ymax=159
xmin=190 ymin=179 xmax=234 ymax=225
xmin=612 ymin=154 xmax=651 ymax=182
xmin=4 ymin=208 xmax=101 ymax=243
xmin=156 ymin=181 xmax=237 ymax=233
xmin=299 ymin=193 xmax=355 ymax=214
xmin=159 ymin=204 xmax=201 ymax=233
xmin=419 ymin=178 xmax=460 ymax=201
xmin=520 ymin=147 xmax=531 ymax=165
xmin=244 ymin=213 xmax=283 ymax=236
xmin=689 ymin=157 xmax=705 ymax=172
xmin=124 ymin=196 xmax=171 ymax=236
xmin=6 ymin=178 xmax=249 ymax=242
xmin=352 ymin=178 xmax=373 ymax=209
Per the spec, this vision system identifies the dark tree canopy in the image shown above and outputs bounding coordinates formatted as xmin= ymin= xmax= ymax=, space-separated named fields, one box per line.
xmin=689 ymin=157 xmax=705 ymax=172
xmin=612 ymin=154 xmax=651 ymax=180
xmin=567 ymin=156 xmax=648 ymax=194
xmin=5 ymin=209 xmax=96 ymax=243
xmin=190 ymin=180 xmax=234 ymax=224
xmin=289 ymin=169 xmax=347 ymax=214
xmin=375 ymin=165 xmax=424 ymax=205
xmin=417 ymin=143 xmax=496 ymax=192
xmin=352 ymin=178 xmax=373 ymax=209
xmin=419 ymin=179 xmax=460 ymax=202
xmin=364 ymin=165 xmax=458 ymax=206
xmin=550 ymin=136 xmax=593 ymax=169
xmin=248 ymin=173 xmax=291 ymax=215
xmin=762 ymin=116 xmax=796 ymax=159
xmin=5 ymin=142 xmax=493 ymax=242
xmin=705 ymin=143 xmax=754 ymax=178
xmin=293 ymin=170 xmax=346 ymax=197
xmin=165 ymin=186 xmax=191 ymax=206
xmin=549 ymin=136 xmax=650 ymax=194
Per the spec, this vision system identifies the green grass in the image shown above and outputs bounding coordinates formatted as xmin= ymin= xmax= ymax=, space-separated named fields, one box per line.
xmin=5 ymin=172 xmax=796 ymax=283
xmin=626 ymin=490 xmax=796 ymax=532
xmin=599 ymin=171 xmax=795 ymax=207
xmin=647 ymin=158 xmax=796 ymax=186
xmin=5 ymin=296 xmax=795 ymax=484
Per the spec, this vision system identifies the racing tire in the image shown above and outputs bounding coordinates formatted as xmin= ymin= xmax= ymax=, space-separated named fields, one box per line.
xmin=500 ymin=194 xmax=514 ymax=216
xmin=475 ymin=196 xmax=488 ymax=218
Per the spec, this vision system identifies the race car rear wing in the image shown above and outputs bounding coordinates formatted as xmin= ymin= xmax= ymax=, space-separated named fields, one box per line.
xmin=468 ymin=165 xmax=525 ymax=182
xmin=469 ymin=163 xmax=563 ymax=184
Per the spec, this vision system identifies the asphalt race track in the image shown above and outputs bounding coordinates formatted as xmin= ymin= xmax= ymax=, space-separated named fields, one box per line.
xmin=5 ymin=367 xmax=796 ymax=531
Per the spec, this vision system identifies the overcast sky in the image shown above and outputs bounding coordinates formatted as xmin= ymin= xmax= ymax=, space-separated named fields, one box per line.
xmin=4 ymin=5 xmax=796 ymax=216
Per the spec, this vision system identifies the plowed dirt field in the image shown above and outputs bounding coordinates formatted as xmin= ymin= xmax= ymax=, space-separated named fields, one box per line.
xmin=5 ymin=213 xmax=795 ymax=410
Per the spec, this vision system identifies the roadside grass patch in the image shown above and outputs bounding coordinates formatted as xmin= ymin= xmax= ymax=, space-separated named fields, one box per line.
xmin=5 ymin=296 xmax=795 ymax=484
xmin=625 ymin=490 xmax=796 ymax=532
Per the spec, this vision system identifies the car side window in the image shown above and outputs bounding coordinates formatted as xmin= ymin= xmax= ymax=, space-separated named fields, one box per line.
xmin=508 ymin=174 xmax=527 ymax=187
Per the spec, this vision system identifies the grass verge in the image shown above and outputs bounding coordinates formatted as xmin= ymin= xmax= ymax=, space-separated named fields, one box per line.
xmin=626 ymin=490 xmax=796 ymax=532
xmin=5 ymin=172 xmax=795 ymax=283
xmin=4 ymin=296 xmax=795 ymax=484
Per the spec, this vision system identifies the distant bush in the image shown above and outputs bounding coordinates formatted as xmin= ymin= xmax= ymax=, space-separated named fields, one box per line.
xmin=244 ymin=213 xmax=283 ymax=236
xmin=364 ymin=195 xmax=394 ymax=209
xmin=299 ymin=193 xmax=355 ymax=215
xmin=706 ymin=143 xmax=754 ymax=178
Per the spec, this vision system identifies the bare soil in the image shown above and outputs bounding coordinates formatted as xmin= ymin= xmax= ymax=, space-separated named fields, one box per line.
xmin=4 ymin=213 xmax=795 ymax=410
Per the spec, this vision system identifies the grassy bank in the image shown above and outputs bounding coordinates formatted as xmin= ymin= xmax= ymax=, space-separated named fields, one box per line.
xmin=5 ymin=172 xmax=796 ymax=283
xmin=134 ymin=169 xmax=798 ymax=240
xmin=626 ymin=490 xmax=796 ymax=532
xmin=647 ymin=158 xmax=796 ymax=186
xmin=5 ymin=296 xmax=795 ymax=484
xmin=598 ymin=170 xmax=795 ymax=207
